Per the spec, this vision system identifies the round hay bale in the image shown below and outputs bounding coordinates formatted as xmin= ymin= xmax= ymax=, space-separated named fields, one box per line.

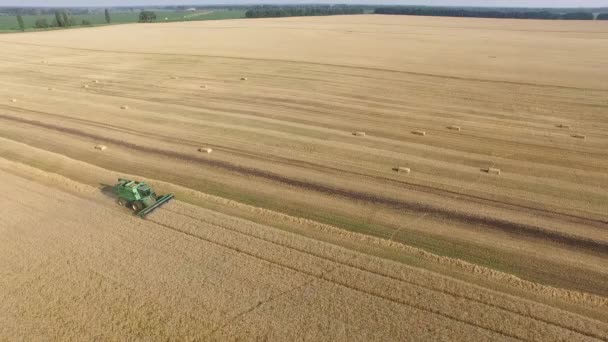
xmin=393 ymin=167 xmax=411 ymax=174
xmin=198 ymin=147 xmax=213 ymax=154
xmin=484 ymin=167 xmax=501 ymax=175
xmin=93 ymin=80 xmax=100 ymax=83
xmin=10 ymin=98 xmax=17 ymax=103
xmin=201 ymin=85 xmax=208 ymax=89
xmin=48 ymin=87 xmax=55 ymax=91
xmin=120 ymin=105 xmax=129 ymax=110
xmin=572 ymin=134 xmax=586 ymax=140
xmin=170 ymin=76 xmax=178 ymax=80
xmin=241 ymin=77 xmax=248 ymax=81
xmin=352 ymin=132 xmax=366 ymax=137
xmin=83 ymin=85 xmax=89 ymax=89
xmin=94 ymin=145 xmax=107 ymax=151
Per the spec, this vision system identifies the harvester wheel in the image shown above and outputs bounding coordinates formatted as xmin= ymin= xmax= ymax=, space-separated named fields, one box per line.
xmin=117 ymin=198 xmax=126 ymax=207
xmin=131 ymin=201 xmax=144 ymax=212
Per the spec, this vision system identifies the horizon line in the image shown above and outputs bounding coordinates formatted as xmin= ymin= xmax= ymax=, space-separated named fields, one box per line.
xmin=1 ymin=4 xmax=607 ymax=9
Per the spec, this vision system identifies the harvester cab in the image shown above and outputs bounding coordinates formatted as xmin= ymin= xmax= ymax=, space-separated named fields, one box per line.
xmin=113 ymin=178 xmax=174 ymax=217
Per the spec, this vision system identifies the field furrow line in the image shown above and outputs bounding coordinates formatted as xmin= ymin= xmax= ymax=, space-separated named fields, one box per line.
xmin=160 ymin=205 xmax=608 ymax=341
xmin=0 ymin=39 xmax=605 ymax=91
xmin=147 ymin=218 xmax=530 ymax=341
xmin=79 ymin=87 xmax=608 ymax=157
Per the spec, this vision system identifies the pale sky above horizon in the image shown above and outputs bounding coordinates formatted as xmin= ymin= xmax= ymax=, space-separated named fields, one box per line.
xmin=0 ymin=0 xmax=606 ymax=8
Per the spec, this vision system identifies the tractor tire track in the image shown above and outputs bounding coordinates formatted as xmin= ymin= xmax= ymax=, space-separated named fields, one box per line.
xmin=147 ymin=219 xmax=525 ymax=341
xmin=162 ymin=205 xmax=608 ymax=341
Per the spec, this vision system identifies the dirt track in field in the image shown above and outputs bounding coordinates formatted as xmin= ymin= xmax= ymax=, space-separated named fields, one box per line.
xmin=0 ymin=15 xmax=607 ymax=340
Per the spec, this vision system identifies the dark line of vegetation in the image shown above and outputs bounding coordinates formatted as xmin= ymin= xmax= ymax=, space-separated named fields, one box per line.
xmin=3 ymin=112 xmax=608 ymax=257
xmin=374 ymin=6 xmax=598 ymax=20
xmin=560 ymin=12 xmax=595 ymax=20
xmin=245 ymin=5 xmax=366 ymax=18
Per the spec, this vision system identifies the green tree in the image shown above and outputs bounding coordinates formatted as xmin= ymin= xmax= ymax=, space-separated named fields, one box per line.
xmin=598 ymin=13 xmax=608 ymax=20
xmin=16 ymin=15 xmax=25 ymax=31
xmin=82 ymin=19 xmax=92 ymax=26
xmin=104 ymin=9 xmax=111 ymax=24
xmin=54 ymin=11 xmax=64 ymax=27
xmin=35 ymin=18 xmax=49 ymax=28
xmin=61 ymin=11 xmax=70 ymax=27
xmin=138 ymin=11 xmax=157 ymax=23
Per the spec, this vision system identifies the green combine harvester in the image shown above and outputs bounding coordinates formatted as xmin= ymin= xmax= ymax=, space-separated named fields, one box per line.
xmin=113 ymin=178 xmax=174 ymax=217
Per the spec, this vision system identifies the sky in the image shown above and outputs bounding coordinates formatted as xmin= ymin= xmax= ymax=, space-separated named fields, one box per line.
xmin=0 ymin=0 xmax=606 ymax=7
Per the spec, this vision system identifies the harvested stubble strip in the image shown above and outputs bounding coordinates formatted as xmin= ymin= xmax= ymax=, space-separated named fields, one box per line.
xmin=352 ymin=132 xmax=366 ymax=137
xmin=412 ymin=130 xmax=426 ymax=136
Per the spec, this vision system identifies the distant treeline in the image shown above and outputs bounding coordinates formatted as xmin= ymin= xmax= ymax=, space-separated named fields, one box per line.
xmin=2 ymin=5 xmax=607 ymax=24
xmin=245 ymin=5 xmax=365 ymax=18
xmin=374 ymin=7 xmax=599 ymax=20
xmin=1 ymin=7 xmax=91 ymax=15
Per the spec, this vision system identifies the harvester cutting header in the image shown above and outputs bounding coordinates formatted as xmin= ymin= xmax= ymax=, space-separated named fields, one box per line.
xmin=113 ymin=178 xmax=174 ymax=217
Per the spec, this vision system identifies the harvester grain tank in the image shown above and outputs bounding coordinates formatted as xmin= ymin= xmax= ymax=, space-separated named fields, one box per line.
xmin=113 ymin=178 xmax=174 ymax=217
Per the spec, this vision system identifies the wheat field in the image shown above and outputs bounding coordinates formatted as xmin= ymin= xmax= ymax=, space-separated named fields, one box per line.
xmin=0 ymin=15 xmax=607 ymax=340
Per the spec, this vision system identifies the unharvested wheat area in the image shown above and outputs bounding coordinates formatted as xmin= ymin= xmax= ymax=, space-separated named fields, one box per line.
xmin=0 ymin=15 xmax=607 ymax=341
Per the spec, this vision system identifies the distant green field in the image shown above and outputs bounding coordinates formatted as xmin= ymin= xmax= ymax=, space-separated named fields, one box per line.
xmin=0 ymin=9 xmax=246 ymax=32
